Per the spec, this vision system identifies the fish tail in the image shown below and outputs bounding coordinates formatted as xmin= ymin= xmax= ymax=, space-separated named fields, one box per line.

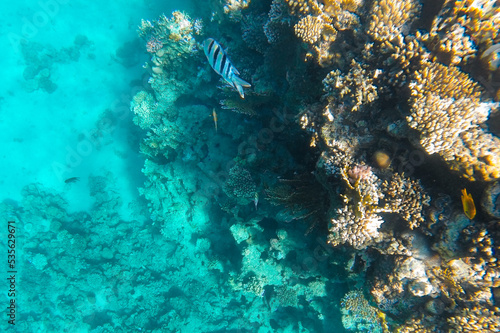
xmin=232 ymin=75 xmax=251 ymax=99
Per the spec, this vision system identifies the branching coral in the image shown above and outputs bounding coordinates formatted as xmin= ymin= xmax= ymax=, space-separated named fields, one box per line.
xmin=407 ymin=60 xmax=500 ymax=181
xmin=138 ymin=11 xmax=199 ymax=77
xmin=323 ymin=60 xmax=378 ymax=112
xmin=286 ymin=0 xmax=360 ymax=66
xmin=294 ymin=15 xmax=335 ymax=45
xmin=367 ymin=0 xmax=421 ymax=46
xmin=381 ymin=173 xmax=430 ymax=230
xmin=341 ymin=290 xmax=385 ymax=333
xmin=424 ymin=0 xmax=500 ymax=65
xmin=328 ymin=164 xmax=387 ymax=249
xmin=447 ymin=306 xmax=500 ymax=332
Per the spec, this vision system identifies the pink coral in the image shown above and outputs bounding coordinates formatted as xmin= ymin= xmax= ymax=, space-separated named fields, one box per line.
xmin=347 ymin=164 xmax=372 ymax=186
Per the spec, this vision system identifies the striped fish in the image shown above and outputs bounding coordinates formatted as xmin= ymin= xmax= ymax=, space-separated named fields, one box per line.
xmin=203 ymin=38 xmax=251 ymax=99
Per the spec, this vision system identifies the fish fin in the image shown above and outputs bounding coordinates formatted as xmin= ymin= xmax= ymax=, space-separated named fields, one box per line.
xmin=232 ymin=75 xmax=251 ymax=98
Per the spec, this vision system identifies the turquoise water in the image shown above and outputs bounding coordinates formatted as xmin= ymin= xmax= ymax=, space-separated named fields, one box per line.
xmin=0 ymin=1 xmax=347 ymax=332
xmin=2 ymin=0 xmax=499 ymax=332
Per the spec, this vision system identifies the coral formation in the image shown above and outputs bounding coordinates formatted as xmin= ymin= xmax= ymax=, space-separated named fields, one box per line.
xmin=18 ymin=1 xmax=497 ymax=331
xmin=11 ymin=0 xmax=500 ymax=331
xmin=381 ymin=173 xmax=430 ymax=230
xmin=223 ymin=165 xmax=257 ymax=204
xmin=407 ymin=60 xmax=500 ymax=181
xmin=424 ymin=0 xmax=500 ymax=66
xmin=367 ymin=0 xmax=421 ymax=45
xmin=341 ymin=290 xmax=384 ymax=333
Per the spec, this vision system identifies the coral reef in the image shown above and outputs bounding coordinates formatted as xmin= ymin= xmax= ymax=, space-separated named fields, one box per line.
xmin=14 ymin=0 xmax=500 ymax=331
xmin=424 ymin=0 xmax=500 ymax=66
xmin=381 ymin=173 xmax=430 ymax=230
xmin=407 ymin=60 xmax=500 ymax=181
xmin=223 ymin=165 xmax=257 ymax=204
xmin=20 ymin=35 xmax=92 ymax=93
xmin=286 ymin=0 xmax=500 ymax=329
xmin=341 ymin=290 xmax=385 ymax=332
xmin=367 ymin=0 xmax=421 ymax=45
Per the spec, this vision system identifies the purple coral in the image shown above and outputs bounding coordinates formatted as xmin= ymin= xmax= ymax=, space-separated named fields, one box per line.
xmin=347 ymin=164 xmax=373 ymax=186
xmin=146 ymin=36 xmax=163 ymax=53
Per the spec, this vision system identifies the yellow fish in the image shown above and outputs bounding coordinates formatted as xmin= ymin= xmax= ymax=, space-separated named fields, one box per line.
xmin=461 ymin=188 xmax=476 ymax=219
xmin=212 ymin=108 xmax=218 ymax=133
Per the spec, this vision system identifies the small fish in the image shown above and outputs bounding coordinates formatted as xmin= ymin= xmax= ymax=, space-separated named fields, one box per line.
xmin=212 ymin=108 xmax=218 ymax=133
xmin=64 ymin=177 xmax=80 ymax=184
xmin=203 ymin=38 xmax=251 ymax=99
xmin=253 ymin=192 xmax=259 ymax=210
xmin=461 ymin=188 xmax=476 ymax=219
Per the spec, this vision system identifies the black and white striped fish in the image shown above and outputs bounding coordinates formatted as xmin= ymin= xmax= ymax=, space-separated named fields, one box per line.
xmin=203 ymin=38 xmax=251 ymax=99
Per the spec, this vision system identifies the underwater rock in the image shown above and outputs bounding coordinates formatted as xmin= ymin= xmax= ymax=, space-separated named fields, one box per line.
xmin=482 ymin=181 xmax=500 ymax=219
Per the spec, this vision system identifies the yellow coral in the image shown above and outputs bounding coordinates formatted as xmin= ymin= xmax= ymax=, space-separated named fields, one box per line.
xmin=425 ymin=0 xmax=500 ymax=65
xmin=447 ymin=306 xmax=500 ymax=333
xmin=407 ymin=60 xmax=500 ymax=181
xmin=285 ymin=0 xmax=320 ymax=15
xmin=367 ymin=0 xmax=421 ymax=46
xmin=381 ymin=173 xmax=430 ymax=230
xmin=295 ymin=15 xmax=329 ymax=44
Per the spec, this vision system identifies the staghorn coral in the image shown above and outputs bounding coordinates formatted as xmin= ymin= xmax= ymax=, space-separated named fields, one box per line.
xmin=407 ymin=60 xmax=500 ymax=181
